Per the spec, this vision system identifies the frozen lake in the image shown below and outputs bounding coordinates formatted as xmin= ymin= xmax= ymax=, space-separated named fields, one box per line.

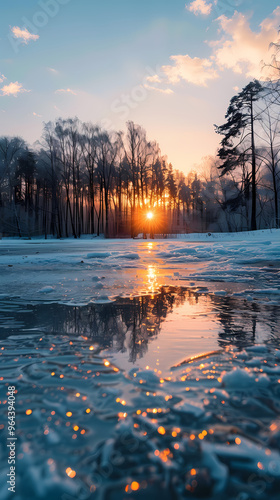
xmin=1 ymin=234 xmax=280 ymax=499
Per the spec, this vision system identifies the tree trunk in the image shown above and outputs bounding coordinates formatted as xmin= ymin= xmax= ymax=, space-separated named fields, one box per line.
xmin=250 ymin=93 xmax=257 ymax=231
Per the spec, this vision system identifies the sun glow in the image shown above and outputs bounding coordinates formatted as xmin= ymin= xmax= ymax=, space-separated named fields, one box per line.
xmin=146 ymin=212 xmax=154 ymax=220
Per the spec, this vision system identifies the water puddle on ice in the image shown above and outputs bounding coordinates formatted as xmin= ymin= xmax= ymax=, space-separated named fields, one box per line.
xmin=0 ymin=287 xmax=280 ymax=499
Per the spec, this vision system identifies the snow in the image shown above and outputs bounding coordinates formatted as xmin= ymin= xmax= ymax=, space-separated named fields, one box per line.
xmin=38 ymin=286 xmax=55 ymax=294
xmin=174 ymin=400 xmax=205 ymax=419
xmin=221 ymin=367 xmax=270 ymax=389
xmin=87 ymin=251 xmax=111 ymax=259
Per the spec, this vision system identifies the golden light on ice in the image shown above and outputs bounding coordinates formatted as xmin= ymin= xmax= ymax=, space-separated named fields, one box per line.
xmin=145 ymin=265 xmax=159 ymax=295
xmin=66 ymin=467 xmax=76 ymax=478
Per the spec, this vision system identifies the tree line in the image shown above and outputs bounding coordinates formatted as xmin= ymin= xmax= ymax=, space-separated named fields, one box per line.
xmin=1 ymin=77 xmax=280 ymax=238
xmin=0 ymin=119 xmax=218 ymax=238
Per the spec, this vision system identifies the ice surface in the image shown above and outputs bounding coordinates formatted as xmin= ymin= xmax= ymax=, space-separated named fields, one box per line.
xmin=1 ymin=229 xmax=280 ymax=305
xmin=1 ymin=230 xmax=280 ymax=499
xmin=0 ymin=336 xmax=280 ymax=500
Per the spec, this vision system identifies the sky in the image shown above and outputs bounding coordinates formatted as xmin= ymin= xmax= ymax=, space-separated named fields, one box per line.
xmin=0 ymin=0 xmax=280 ymax=174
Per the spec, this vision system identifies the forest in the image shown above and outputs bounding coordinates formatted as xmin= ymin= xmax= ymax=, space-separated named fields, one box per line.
xmin=1 ymin=78 xmax=280 ymax=238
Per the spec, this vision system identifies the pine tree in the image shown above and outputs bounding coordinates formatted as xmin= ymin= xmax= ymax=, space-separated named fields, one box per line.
xmin=215 ymin=80 xmax=263 ymax=231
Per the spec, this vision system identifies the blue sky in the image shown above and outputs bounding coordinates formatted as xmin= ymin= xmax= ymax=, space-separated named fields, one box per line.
xmin=0 ymin=0 xmax=280 ymax=173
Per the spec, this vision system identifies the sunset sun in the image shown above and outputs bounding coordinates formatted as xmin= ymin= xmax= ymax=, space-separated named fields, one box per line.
xmin=146 ymin=212 xmax=154 ymax=220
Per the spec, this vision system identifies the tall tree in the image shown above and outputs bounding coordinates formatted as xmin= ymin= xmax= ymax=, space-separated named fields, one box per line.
xmin=215 ymin=80 xmax=263 ymax=231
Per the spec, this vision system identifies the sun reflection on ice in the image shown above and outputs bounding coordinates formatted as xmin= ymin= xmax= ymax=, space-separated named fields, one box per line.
xmin=146 ymin=265 xmax=158 ymax=296
xmin=147 ymin=242 xmax=154 ymax=253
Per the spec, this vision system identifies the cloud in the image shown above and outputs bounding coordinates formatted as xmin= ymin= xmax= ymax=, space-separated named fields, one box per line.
xmin=162 ymin=55 xmax=219 ymax=87
xmin=48 ymin=67 xmax=59 ymax=74
xmin=11 ymin=26 xmax=39 ymax=44
xmin=146 ymin=75 xmax=162 ymax=83
xmin=187 ymin=0 xmax=212 ymax=16
xmin=212 ymin=7 xmax=280 ymax=79
xmin=0 ymin=82 xmax=29 ymax=97
xmin=33 ymin=112 xmax=42 ymax=118
xmin=158 ymin=7 xmax=280 ymax=89
xmin=0 ymin=74 xmax=6 ymax=83
xmin=55 ymin=88 xmax=77 ymax=95
xmin=144 ymin=84 xmax=174 ymax=94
